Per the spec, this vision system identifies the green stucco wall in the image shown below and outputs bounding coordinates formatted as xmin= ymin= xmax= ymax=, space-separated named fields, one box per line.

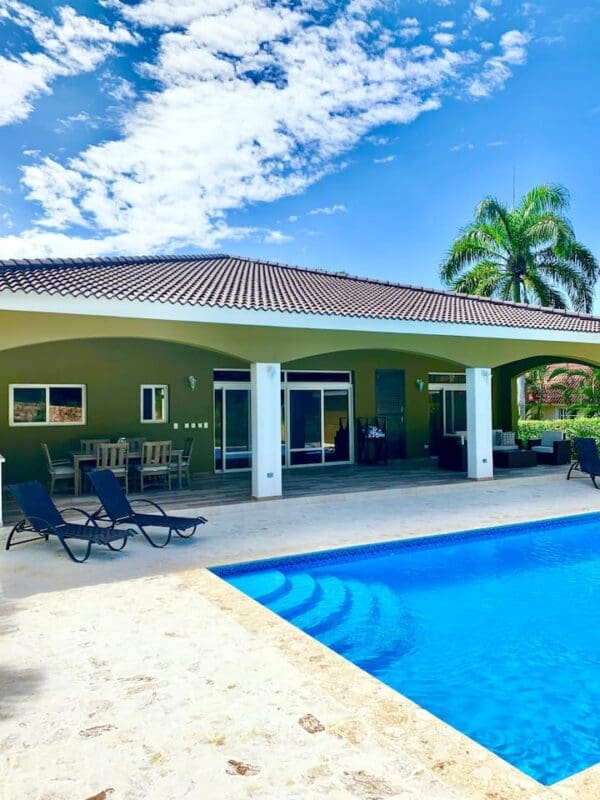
xmin=0 ymin=339 xmax=464 ymax=482
xmin=0 ymin=338 xmax=247 ymax=482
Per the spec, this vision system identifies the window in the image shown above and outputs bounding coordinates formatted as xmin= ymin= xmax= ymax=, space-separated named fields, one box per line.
xmin=9 ymin=384 xmax=86 ymax=426
xmin=141 ymin=385 xmax=168 ymax=423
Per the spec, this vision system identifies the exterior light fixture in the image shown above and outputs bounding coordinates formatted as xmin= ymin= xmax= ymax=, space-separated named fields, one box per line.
xmin=415 ymin=378 xmax=426 ymax=393
xmin=188 ymin=375 xmax=198 ymax=391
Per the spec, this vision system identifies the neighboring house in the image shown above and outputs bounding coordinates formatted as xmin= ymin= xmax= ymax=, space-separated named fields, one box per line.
xmin=525 ymin=363 xmax=594 ymax=420
xmin=0 ymin=253 xmax=599 ymax=495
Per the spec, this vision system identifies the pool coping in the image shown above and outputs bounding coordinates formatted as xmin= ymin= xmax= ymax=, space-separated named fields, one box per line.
xmin=205 ymin=513 xmax=600 ymax=800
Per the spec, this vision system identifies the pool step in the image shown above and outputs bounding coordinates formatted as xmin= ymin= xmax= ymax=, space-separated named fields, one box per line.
xmin=341 ymin=583 xmax=416 ymax=668
xmin=288 ymin=576 xmax=350 ymax=634
xmin=269 ymin=573 xmax=321 ymax=616
xmin=228 ymin=569 xmax=287 ymax=604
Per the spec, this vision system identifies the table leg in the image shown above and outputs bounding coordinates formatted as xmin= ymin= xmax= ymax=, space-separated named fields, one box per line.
xmin=178 ymin=454 xmax=182 ymax=490
xmin=74 ymin=458 xmax=80 ymax=496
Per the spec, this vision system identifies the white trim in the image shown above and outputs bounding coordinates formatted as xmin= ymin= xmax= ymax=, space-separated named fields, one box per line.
xmin=140 ymin=384 xmax=169 ymax=424
xmin=8 ymin=383 xmax=86 ymax=427
xmin=1 ymin=290 xmax=599 ymax=345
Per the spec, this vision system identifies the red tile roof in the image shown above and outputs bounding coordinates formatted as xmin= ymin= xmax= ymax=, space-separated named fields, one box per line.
xmin=528 ymin=364 xmax=594 ymax=405
xmin=1 ymin=253 xmax=599 ymax=333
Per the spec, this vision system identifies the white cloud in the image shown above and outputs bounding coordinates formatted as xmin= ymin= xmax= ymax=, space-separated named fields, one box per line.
xmin=373 ymin=154 xmax=396 ymax=163
xmin=438 ymin=20 xmax=455 ymax=29
xmin=263 ymin=229 xmax=293 ymax=244
xmin=469 ymin=29 xmax=530 ymax=97
xmin=487 ymin=139 xmax=506 ymax=146
xmin=0 ymin=1 xmax=533 ymax=257
xmin=480 ymin=41 xmax=494 ymax=50
xmin=287 ymin=215 xmax=299 ymax=222
xmin=308 ymin=204 xmax=348 ymax=216
xmin=433 ymin=32 xmax=455 ymax=46
xmin=399 ymin=17 xmax=421 ymax=41
xmin=449 ymin=142 xmax=474 ymax=151
xmin=0 ymin=1 xmax=138 ymax=125
xmin=471 ymin=3 xmax=492 ymax=22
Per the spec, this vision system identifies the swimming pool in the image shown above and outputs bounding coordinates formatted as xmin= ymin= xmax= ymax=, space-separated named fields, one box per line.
xmin=213 ymin=513 xmax=600 ymax=785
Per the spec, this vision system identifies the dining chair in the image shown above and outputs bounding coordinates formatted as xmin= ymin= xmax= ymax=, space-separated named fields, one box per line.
xmin=40 ymin=443 xmax=75 ymax=495
xmin=133 ymin=441 xmax=172 ymax=492
xmin=80 ymin=438 xmax=110 ymax=454
xmin=170 ymin=437 xmax=194 ymax=488
xmin=96 ymin=442 xmax=129 ymax=493
xmin=125 ymin=437 xmax=146 ymax=455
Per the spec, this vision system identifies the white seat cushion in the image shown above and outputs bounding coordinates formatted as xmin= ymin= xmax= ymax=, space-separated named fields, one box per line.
xmin=493 ymin=445 xmax=519 ymax=452
xmin=137 ymin=465 xmax=169 ymax=473
xmin=52 ymin=465 xmax=75 ymax=476
xmin=531 ymin=446 xmax=553 ymax=454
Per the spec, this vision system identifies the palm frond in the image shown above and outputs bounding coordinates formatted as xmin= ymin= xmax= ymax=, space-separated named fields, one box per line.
xmin=536 ymin=256 xmax=593 ymax=312
xmin=449 ymin=261 xmax=504 ymax=296
xmin=519 ymin=183 xmax=570 ymax=219
xmin=523 ymin=272 xmax=568 ymax=309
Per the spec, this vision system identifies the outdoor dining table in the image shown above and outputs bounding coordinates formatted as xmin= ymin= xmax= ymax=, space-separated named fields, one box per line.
xmin=71 ymin=449 xmax=184 ymax=496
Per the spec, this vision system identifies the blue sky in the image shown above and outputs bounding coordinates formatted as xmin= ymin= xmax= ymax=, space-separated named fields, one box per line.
xmin=0 ymin=0 xmax=598 ymax=301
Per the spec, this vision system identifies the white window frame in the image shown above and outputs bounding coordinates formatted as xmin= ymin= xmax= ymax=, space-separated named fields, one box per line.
xmin=9 ymin=383 xmax=87 ymax=427
xmin=140 ymin=384 xmax=169 ymax=424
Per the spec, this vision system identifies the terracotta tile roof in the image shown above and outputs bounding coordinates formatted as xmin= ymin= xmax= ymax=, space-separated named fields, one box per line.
xmin=0 ymin=253 xmax=599 ymax=333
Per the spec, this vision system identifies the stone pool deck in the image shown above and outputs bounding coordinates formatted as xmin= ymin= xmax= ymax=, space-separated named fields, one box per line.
xmin=2 ymin=472 xmax=600 ymax=800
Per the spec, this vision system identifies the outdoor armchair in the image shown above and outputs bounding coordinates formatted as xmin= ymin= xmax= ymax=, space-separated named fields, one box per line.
xmin=567 ymin=438 xmax=600 ymax=488
xmin=88 ymin=468 xmax=206 ymax=548
xmin=6 ymin=481 xmax=136 ymax=563
xmin=41 ymin=443 xmax=75 ymax=495
xmin=528 ymin=430 xmax=571 ymax=465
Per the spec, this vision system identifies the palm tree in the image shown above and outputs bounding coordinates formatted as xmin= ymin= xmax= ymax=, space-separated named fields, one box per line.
xmin=440 ymin=184 xmax=599 ymax=311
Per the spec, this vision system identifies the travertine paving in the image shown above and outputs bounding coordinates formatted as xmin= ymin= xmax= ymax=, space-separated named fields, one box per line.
xmin=2 ymin=472 xmax=600 ymax=800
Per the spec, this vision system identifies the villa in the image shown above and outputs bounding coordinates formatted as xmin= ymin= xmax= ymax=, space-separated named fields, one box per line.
xmin=5 ymin=253 xmax=600 ymax=799
xmin=0 ymin=252 xmax=600 ymax=515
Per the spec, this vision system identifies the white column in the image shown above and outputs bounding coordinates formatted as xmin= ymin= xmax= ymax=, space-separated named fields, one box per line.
xmin=251 ymin=363 xmax=282 ymax=499
xmin=466 ymin=367 xmax=494 ymax=481
xmin=0 ymin=454 xmax=5 ymax=526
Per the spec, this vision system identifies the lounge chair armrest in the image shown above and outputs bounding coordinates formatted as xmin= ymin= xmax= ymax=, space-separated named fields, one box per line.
xmin=130 ymin=498 xmax=167 ymax=516
xmin=526 ymin=438 xmax=541 ymax=449
xmin=60 ymin=507 xmax=99 ymax=527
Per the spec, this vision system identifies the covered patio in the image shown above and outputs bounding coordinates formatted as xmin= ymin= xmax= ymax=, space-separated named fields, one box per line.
xmin=1 ymin=458 xmax=567 ymax=526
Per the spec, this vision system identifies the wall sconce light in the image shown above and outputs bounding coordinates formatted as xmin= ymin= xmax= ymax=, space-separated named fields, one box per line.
xmin=415 ymin=378 xmax=426 ymax=393
xmin=188 ymin=375 xmax=198 ymax=391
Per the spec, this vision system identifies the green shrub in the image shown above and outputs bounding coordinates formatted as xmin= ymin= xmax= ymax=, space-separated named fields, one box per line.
xmin=517 ymin=418 xmax=600 ymax=450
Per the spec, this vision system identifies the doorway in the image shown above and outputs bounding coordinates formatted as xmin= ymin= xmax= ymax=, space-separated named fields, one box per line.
xmin=375 ymin=369 xmax=405 ymax=459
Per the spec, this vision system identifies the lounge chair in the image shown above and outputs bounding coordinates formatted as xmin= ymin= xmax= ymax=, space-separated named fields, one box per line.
xmin=567 ymin=438 xmax=600 ymax=488
xmin=88 ymin=468 xmax=206 ymax=548
xmin=6 ymin=481 xmax=135 ymax=563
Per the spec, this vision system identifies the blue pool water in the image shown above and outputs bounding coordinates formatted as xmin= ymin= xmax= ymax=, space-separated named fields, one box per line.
xmin=213 ymin=514 xmax=600 ymax=785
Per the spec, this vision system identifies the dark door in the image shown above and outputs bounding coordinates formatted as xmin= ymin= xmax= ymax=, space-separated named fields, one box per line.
xmin=375 ymin=369 xmax=405 ymax=459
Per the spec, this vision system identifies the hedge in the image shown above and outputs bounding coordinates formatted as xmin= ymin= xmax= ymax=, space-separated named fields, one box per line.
xmin=517 ymin=418 xmax=600 ymax=450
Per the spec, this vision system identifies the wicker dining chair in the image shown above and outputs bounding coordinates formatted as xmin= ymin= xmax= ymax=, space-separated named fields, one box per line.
xmin=133 ymin=441 xmax=172 ymax=492
xmin=40 ymin=443 xmax=75 ymax=495
xmin=96 ymin=442 xmax=129 ymax=493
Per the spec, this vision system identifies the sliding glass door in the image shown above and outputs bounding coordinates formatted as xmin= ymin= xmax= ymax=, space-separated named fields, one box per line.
xmin=214 ymin=371 xmax=353 ymax=472
xmin=214 ymin=385 xmax=252 ymax=471
xmin=286 ymin=385 xmax=352 ymax=466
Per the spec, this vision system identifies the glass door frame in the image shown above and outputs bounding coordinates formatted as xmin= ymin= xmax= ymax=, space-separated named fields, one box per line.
xmin=283 ymin=380 xmax=354 ymax=468
xmin=428 ymin=375 xmax=467 ymax=437
xmin=213 ymin=380 xmax=252 ymax=473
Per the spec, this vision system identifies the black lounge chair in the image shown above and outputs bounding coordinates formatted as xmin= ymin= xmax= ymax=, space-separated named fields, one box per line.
xmin=88 ymin=469 xmax=206 ymax=548
xmin=6 ymin=481 xmax=136 ymax=563
xmin=567 ymin=438 xmax=600 ymax=488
